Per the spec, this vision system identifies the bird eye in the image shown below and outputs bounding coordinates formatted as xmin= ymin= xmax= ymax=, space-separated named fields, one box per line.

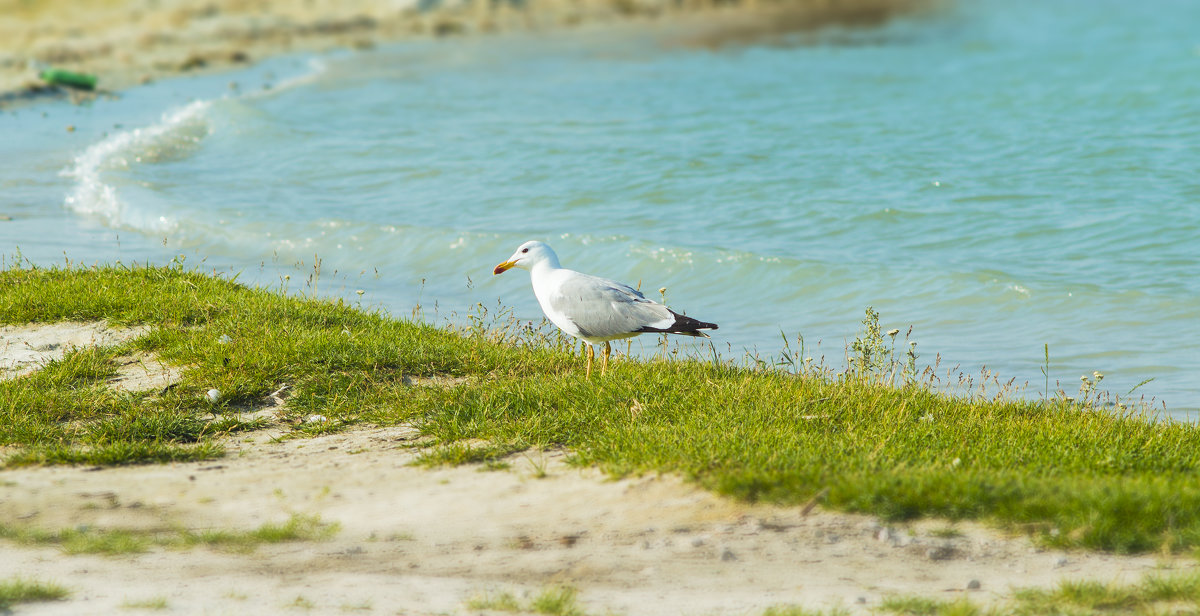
xmin=521 ymin=248 xmax=529 ymax=254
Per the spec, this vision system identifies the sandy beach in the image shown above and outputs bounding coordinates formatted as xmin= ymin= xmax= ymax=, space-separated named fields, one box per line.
xmin=0 ymin=0 xmax=933 ymax=106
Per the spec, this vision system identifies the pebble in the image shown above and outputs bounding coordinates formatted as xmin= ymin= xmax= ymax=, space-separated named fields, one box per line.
xmin=1053 ymin=556 xmax=1069 ymax=568
xmin=205 ymin=388 xmax=221 ymax=403
xmin=306 ymin=414 xmax=328 ymax=423
xmin=720 ymin=548 xmax=737 ymax=562
xmin=967 ymin=579 xmax=981 ymax=590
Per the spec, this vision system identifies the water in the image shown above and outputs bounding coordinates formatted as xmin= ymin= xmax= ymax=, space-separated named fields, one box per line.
xmin=3 ymin=0 xmax=1199 ymax=414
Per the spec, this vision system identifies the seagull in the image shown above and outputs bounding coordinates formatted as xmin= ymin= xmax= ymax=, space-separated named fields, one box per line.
xmin=493 ymin=241 xmax=718 ymax=377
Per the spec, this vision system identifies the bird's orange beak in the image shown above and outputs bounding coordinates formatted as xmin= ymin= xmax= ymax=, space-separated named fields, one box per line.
xmin=493 ymin=260 xmax=516 ymax=275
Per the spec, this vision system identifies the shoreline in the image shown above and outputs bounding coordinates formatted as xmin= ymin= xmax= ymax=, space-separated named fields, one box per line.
xmin=0 ymin=0 xmax=937 ymax=108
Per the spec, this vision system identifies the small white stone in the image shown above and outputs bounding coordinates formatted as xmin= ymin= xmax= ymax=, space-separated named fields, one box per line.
xmin=306 ymin=414 xmax=328 ymax=424
xmin=218 ymin=334 xmax=232 ymax=344
xmin=205 ymin=389 xmax=221 ymax=403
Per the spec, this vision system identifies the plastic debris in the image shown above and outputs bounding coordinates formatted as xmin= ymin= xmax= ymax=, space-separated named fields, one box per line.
xmin=39 ymin=69 xmax=97 ymax=91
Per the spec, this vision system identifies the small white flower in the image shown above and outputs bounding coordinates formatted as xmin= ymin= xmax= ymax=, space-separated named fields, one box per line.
xmin=951 ymin=457 xmax=961 ymax=467
xmin=218 ymin=334 xmax=233 ymax=344
xmin=1080 ymin=375 xmax=1089 ymax=382
xmin=1093 ymin=371 xmax=1104 ymax=379
xmin=355 ymin=289 xmax=365 ymax=296
xmin=887 ymin=329 xmax=900 ymax=337
xmin=306 ymin=414 xmax=328 ymax=424
xmin=205 ymin=389 xmax=221 ymax=403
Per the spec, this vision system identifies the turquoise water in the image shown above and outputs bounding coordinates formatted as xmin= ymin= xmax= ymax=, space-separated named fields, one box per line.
xmin=3 ymin=1 xmax=1199 ymax=414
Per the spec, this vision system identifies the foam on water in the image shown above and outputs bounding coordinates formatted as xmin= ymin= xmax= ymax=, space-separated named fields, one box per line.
xmin=60 ymin=58 xmax=329 ymax=235
xmin=62 ymin=100 xmax=212 ymax=233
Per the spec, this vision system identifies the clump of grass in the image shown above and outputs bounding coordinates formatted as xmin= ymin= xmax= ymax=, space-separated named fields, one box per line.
xmin=467 ymin=586 xmax=587 ymax=616
xmin=179 ymin=513 xmax=340 ymax=551
xmin=412 ymin=441 xmax=525 ymax=468
xmin=0 ymin=514 xmax=337 ymax=555
xmin=467 ymin=590 xmax=522 ymax=611
xmin=879 ymin=595 xmax=980 ymax=615
xmin=0 ymin=578 xmax=70 ymax=610
xmin=3 ymin=264 xmax=1200 ymax=554
xmin=872 ymin=570 xmax=1200 ymax=615
xmin=0 ymin=524 xmax=151 ymax=555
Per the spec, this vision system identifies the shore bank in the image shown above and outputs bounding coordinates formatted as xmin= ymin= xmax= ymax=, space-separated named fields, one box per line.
xmin=0 ymin=0 xmax=935 ymax=106
xmin=3 ymin=265 xmax=1200 ymax=613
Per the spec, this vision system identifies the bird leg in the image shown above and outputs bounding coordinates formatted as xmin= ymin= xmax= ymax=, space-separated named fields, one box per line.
xmin=586 ymin=344 xmax=594 ymax=379
xmin=602 ymin=341 xmax=611 ymax=376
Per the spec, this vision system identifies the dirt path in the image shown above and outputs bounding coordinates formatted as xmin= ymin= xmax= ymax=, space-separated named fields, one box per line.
xmin=0 ymin=323 xmax=1182 ymax=614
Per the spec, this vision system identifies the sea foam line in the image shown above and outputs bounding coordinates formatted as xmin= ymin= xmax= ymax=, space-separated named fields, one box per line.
xmin=62 ymin=99 xmax=213 ymax=232
xmin=61 ymin=57 xmax=330 ymax=233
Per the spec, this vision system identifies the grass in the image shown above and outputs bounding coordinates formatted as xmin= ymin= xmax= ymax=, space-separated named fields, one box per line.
xmin=0 ymin=513 xmax=338 ymax=555
xmin=3 ymin=264 xmax=1200 ymax=553
xmin=0 ymin=578 xmax=70 ymax=610
xmin=863 ymin=569 xmax=1200 ymax=615
xmin=467 ymin=586 xmax=588 ymax=615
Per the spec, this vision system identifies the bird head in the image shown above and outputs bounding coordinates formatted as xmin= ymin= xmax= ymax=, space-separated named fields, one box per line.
xmin=493 ymin=240 xmax=558 ymax=275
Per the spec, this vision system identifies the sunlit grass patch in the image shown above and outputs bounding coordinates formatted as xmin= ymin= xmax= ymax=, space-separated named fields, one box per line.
xmin=0 ymin=578 xmax=70 ymax=610
xmin=872 ymin=570 xmax=1200 ymax=615
xmin=412 ymin=441 xmax=526 ymax=468
xmin=0 ymin=514 xmax=338 ymax=555
xmin=879 ymin=595 xmax=980 ymax=616
xmin=467 ymin=586 xmax=589 ymax=616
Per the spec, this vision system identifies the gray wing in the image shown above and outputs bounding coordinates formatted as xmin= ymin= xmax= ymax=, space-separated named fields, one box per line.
xmin=548 ymin=272 xmax=674 ymax=340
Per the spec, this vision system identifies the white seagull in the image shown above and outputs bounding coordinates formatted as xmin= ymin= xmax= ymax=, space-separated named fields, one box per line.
xmin=493 ymin=240 xmax=718 ymax=377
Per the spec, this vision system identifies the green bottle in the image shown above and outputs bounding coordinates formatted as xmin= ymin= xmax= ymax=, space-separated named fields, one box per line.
xmin=39 ymin=69 xmax=98 ymax=91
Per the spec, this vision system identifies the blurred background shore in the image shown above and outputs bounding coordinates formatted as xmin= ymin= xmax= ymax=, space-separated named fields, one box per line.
xmin=0 ymin=0 xmax=935 ymax=104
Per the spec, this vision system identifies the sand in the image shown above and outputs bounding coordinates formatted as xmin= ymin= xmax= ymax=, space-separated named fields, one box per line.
xmin=0 ymin=321 xmax=1186 ymax=614
xmin=0 ymin=0 xmax=934 ymax=106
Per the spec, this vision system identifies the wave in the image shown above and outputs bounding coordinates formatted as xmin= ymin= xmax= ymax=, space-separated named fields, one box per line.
xmin=62 ymin=100 xmax=212 ymax=232
xmin=60 ymin=57 xmax=328 ymax=234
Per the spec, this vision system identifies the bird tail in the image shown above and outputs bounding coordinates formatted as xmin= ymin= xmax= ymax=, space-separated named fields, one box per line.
xmin=637 ymin=310 xmax=718 ymax=338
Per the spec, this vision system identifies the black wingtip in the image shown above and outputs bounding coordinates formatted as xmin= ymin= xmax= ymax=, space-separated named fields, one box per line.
xmin=637 ymin=310 xmax=718 ymax=337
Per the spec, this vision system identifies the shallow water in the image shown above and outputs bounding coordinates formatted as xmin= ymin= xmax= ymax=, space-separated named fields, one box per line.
xmin=3 ymin=0 xmax=1199 ymax=414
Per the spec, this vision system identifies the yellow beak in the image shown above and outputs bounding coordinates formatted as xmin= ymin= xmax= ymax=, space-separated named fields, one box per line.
xmin=493 ymin=260 xmax=516 ymax=275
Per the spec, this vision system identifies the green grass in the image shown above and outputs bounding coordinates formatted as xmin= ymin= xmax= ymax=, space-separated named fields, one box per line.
xmin=866 ymin=569 xmax=1200 ymax=615
xmin=3 ymin=264 xmax=1200 ymax=553
xmin=0 ymin=513 xmax=338 ymax=555
xmin=467 ymin=586 xmax=587 ymax=615
xmin=0 ymin=578 xmax=70 ymax=610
